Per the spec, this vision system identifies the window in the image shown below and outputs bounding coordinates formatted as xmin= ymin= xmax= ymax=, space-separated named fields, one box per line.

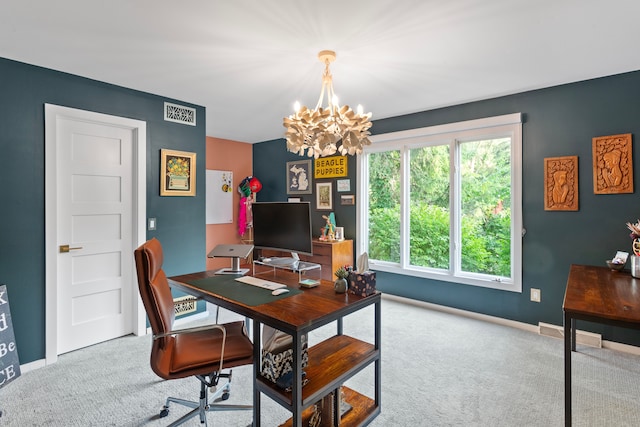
xmin=357 ymin=113 xmax=522 ymax=292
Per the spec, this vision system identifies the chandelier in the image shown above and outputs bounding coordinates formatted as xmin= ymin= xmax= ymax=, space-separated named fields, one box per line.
xmin=283 ymin=50 xmax=372 ymax=158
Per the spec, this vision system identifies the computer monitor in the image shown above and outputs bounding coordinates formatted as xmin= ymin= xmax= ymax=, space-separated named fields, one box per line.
xmin=252 ymin=201 xmax=313 ymax=264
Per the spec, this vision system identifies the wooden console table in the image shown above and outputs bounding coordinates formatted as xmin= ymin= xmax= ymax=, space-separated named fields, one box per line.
xmin=563 ymin=264 xmax=640 ymax=426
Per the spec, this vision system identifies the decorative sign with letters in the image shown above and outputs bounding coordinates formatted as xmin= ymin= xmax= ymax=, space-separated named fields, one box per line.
xmin=0 ymin=284 xmax=20 ymax=389
xmin=314 ymin=156 xmax=348 ymax=179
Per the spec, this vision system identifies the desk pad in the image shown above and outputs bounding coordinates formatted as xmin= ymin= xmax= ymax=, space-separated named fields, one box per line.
xmin=187 ymin=275 xmax=303 ymax=306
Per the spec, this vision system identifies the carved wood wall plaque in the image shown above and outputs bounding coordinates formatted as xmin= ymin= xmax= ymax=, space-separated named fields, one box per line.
xmin=592 ymin=133 xmax=633 ymax=194
xmin=544 ymin=156 xmax=579 ymax=211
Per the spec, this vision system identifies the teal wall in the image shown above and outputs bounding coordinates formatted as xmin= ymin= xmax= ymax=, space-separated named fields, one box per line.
xmin=0 ymin=58 xmax=207 ymax=364
xmin=254 ymin=70 xmax=640 ymax=347
xmin=252 ymin=144 xmax=358 ymax=243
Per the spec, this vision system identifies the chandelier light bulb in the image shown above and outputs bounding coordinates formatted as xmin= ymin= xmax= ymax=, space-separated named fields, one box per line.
xmin=283 ymin=50 xmax=372 ymax=158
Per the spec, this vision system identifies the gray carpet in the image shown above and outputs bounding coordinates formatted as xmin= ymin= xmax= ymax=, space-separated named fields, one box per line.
xmin=2 ymin=295 xmax=640 ymax=426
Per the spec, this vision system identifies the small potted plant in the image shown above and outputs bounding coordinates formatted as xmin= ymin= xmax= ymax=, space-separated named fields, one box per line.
xmin=334 ymin=266 xmax=350 ymax=293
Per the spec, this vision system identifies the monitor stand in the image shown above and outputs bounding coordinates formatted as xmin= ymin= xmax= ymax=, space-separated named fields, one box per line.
xmin=208 ymin=244 xmax=253 ymax=275
xmin=215 ymin=256 xmax=249 ymax=275
xmin=265 ymin=252 xmax=300 ymax=267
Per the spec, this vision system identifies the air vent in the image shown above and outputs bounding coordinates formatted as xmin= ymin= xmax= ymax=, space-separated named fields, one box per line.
xmin=164 ymin=102 xmax=196 ymax=126
xmin=173 ymin=296 xmax=198 ymax=316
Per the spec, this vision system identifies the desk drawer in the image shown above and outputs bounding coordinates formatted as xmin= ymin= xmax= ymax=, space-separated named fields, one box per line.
xmin=311 ymin=243 xmax=333 ymax=256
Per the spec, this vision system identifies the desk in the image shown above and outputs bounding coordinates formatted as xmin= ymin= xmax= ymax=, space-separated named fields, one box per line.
xmin=169 ymin=269 xmax=381 ymax=427
xmin=563 ymin=264 xmax=640 ymax=426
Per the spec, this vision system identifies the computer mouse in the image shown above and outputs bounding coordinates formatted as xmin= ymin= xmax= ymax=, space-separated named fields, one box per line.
xmin=272 ymin=288 xmax=290 ymax=296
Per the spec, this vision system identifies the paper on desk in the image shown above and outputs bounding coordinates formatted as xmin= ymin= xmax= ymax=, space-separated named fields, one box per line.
xmin=356 ymin=252 xmax=369 ymax=273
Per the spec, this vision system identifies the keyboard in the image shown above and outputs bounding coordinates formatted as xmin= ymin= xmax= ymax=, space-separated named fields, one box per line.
xmin=235 ymin=275 xmax=286 ymax=290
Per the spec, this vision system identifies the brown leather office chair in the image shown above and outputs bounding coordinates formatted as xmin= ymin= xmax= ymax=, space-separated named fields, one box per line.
xmin=134 ymin=238 xmax=253 ymax=426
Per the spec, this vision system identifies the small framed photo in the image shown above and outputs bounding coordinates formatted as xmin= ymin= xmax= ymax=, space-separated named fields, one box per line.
xmin=337 ymin=179 xmax=351 ymax=192
xmin=316 ymin=182 xmax=333 ymax=210
xmin=287 ymin=160 xmax=313 ymax=195
xmin=160 ymin=149 xmax=196 ymax=196
xmin=341 ymin=194 xmax=355 ymax=205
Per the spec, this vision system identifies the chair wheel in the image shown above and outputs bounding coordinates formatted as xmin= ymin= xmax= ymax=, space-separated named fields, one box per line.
xmin=160 ymin=407 xmax=170 ymax=418
xmin=221 ymin=392 xmax=230 ymax=400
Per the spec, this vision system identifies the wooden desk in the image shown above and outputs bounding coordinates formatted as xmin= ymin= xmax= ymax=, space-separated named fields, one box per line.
xmin=563 ymin=264 xmax=640 ymax=426
xmin=168 ymin=270 xmax=381 ymax=427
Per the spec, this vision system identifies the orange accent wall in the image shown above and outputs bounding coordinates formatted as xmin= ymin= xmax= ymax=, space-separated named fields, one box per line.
xmin=205 ymin=136 xmax=253 ymax=271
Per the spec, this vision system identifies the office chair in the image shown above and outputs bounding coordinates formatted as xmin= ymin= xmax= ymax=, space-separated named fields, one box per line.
xmin=134 ymin=238 xmax=253 ymax=427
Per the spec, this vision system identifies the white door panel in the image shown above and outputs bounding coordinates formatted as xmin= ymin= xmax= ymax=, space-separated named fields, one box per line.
xmin=56 ymin=116 xmax=134 ymax=354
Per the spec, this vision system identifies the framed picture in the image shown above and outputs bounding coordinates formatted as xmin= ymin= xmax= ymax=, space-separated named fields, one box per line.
xmin=337 ymin=179 xmax=351 ymax=192
xmin=341 ymin=194 xmax=355 ymax=205
xmin=160 ymin=149 xmax=196 ymax=196
xmin=316 ymin=182 xmax=333 ymax=210
xmin=287 ymin=160 xmax=313 ymax=195
xmin=592 ymin=133 xmax=633 ymax=194
xmin=544 ymin=156 xmax=578 ymax=211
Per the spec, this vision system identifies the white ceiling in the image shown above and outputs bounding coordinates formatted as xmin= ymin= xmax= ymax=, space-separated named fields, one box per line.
xmin=2 ymin=0 xmax=640 ymax=143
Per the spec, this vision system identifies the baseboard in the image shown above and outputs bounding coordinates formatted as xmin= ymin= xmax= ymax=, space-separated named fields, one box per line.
xmin=538 ymin=322 xmax=602 ymax=348
xmin=381 ymin=294 xmax=638 ymax=354
xmin=19 ymin=358 xmax=46 ymax=374
xmin=382 ymin=294 xmax=540 ymax=333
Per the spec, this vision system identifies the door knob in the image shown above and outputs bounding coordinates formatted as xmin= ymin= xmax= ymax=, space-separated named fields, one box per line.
xmin=59 ymin=245 xmax=83 ymax=253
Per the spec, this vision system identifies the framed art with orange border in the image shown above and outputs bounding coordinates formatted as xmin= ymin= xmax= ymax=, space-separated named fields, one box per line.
xmin=544 ymin=156 xmax=578 ymax=211
xmin=160 ymin=149 xmax=196 ymax=196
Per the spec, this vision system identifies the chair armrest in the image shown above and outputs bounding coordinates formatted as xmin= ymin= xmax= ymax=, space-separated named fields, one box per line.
xmin=152 ymin=324 xmax=225 ymax=340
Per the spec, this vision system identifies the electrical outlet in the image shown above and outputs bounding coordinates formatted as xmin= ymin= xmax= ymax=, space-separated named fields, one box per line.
xmin=530 ymin=288 xmax=541 ymax=302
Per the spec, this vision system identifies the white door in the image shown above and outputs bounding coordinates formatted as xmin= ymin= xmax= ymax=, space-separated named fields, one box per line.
xmin=45 ymin=105 xmax=147 ymax=360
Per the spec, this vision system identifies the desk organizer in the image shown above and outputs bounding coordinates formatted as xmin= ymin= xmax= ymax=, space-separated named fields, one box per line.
xmin=261 ymin=335 xmax=308 ymax=384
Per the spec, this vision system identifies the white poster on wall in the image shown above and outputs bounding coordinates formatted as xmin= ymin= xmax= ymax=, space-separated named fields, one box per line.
xmin=206 ymin=170 xmax=233 ymax=224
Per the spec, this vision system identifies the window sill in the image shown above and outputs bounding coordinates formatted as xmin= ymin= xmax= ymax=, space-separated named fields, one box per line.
xmin=369 ymin=261 xmax=522 ymax=293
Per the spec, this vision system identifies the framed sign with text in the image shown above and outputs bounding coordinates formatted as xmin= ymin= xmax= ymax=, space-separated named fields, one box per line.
xmin=314 ymin=155 xmax=347 ymax=179
xmin=0 ymin=284 xmax=20 ymax=388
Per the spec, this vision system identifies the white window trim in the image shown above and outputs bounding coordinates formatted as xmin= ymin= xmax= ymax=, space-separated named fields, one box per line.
xmin=356 ymin=113 xmax=522 ymax=292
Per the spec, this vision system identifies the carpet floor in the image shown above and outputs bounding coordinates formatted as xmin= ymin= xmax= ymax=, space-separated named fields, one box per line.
xmin=2 ymin=295 xmax=640 ymax=426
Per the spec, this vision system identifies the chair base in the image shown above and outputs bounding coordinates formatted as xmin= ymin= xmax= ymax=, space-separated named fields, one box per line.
xmin=160 ymin=373 xmax=251 ymax=427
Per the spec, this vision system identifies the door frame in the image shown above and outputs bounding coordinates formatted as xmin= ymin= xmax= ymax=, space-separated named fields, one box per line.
xmin=44 ymin=104 xmax=147 ymax=364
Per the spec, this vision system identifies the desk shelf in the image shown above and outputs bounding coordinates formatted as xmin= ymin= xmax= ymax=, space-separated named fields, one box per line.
xmin=257 ymin=334 xmax=380 ymax=425
xmin=278 ymin=387 xmax=379 ymax=427
xmin=253 ymin=259 xmax=322 ymax=284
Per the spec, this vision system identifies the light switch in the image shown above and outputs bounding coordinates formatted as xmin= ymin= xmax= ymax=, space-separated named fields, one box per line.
xmin=148 ymin=218 xmax=156 ymax=231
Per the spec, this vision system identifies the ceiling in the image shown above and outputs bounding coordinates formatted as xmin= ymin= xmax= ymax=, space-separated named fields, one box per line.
xmin=2 ymin=0 xmax=640 ymax=143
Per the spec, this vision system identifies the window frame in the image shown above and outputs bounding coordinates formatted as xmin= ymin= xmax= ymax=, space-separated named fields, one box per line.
xmin=356 ymin=113 xmax=522 ymax=292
